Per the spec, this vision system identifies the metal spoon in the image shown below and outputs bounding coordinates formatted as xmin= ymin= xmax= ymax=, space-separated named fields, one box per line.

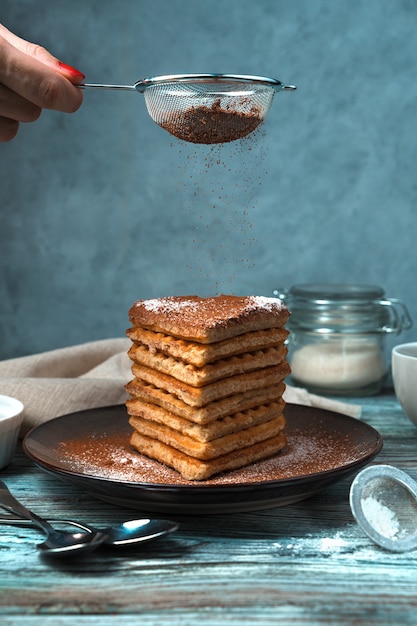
xmin=0 ymin=513 xmax=179 ymax=547
xmin=87 ymin=518 xmax=179 ymax=546
xmin=0 ymin=480 xmax=105 ymax=556
xmin=350 ymin=465 xmax=417 ymax=552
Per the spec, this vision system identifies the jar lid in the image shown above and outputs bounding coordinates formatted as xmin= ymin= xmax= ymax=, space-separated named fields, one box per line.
xmin=287 ymin=283 xmax=385 ymax=303
xmin=276 ymin=283 xmax=411 ymax=334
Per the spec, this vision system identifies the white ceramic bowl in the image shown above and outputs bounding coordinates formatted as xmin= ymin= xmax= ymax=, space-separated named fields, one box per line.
xmin=392 ymin=343 xmax=417 ymax=427
xmin=0 ymin=395 xmax=24 ymax=469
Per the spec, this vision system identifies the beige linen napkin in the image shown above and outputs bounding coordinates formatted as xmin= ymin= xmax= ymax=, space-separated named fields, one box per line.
xmin=0 ymin=338 xmax=361 ymax=436
xmin=284 ymin=385 xmax=361 ymax=419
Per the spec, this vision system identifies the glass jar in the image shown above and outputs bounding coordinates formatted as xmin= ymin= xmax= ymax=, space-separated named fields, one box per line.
xmin=274 ymin=283 xmax=413 ymax=396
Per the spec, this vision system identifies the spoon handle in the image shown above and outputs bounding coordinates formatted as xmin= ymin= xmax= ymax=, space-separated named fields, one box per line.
xmin=0 ymin=513 xmax=91 ymax=532
xmin=0 ymin=480 xmax=33 ymax=520
xmin=0 ymin=480 xmax=54 ymax=533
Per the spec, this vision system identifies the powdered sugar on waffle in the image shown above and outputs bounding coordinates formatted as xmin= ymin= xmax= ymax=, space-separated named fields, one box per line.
xmin=138 ymin=295 xmax=285 ymax=316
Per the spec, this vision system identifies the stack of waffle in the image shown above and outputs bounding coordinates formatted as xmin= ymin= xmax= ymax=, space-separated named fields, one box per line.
xmin=125 ymin=295 xmax=290 ymax=480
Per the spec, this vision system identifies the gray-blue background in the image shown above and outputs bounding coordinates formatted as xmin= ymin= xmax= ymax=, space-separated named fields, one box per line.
xmin=1 ymin=0 xmax=416 ymax=359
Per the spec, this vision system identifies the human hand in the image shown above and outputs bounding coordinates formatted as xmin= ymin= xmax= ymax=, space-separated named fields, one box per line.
xmin=0 ymin=23 xmax=85 ymax=141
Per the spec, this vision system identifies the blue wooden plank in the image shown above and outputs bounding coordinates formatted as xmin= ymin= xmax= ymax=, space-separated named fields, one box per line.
xmin=0 ymin=392 xmax=416 ymax=624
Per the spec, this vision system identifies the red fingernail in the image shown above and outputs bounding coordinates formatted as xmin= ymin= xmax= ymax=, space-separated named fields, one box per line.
xmin=58 ymin=62 xmax=85 ymax=79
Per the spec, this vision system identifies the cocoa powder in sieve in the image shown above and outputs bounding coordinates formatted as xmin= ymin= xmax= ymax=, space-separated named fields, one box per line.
xmin=161 ymin=99 xmax=263 ymax=144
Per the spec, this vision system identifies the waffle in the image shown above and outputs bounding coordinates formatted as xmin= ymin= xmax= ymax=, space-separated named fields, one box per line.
xmin=126 ymin=326 xmax=289 ymax=367
xmin=126 ymin=294 xmax=290 ymax=480
xmin=130 ymin=361 xmax=290 ymax=407
xmin=128 ymin=343 xmax=287 ymax=386
xmin=130 ymin=429 xmax=288 ymax=481
xmin=125 ymin=380 xmax=286 ymax=423
xmin=129 ymin=412 xmax=286 ymax=460
xmin=127 ymin=398 xmax=286 ymax=441
xmin=128 ymin=295 xmax=289 ymax=343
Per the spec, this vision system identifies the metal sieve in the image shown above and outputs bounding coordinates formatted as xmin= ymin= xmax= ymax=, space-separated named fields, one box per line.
xmin=350 ymin=465 xmax=417 ymax=552
xmin=80 ymin=73 xmax=296 ymax=143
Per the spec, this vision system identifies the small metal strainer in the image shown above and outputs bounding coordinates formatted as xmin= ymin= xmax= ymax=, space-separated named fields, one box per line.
xmin=80 ymin=73 xmax=296 ymax=143
xmin=350 ymin=465 xmax=417 ymax=552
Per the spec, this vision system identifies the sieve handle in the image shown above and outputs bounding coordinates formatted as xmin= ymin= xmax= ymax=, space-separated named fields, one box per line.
xmin=79 ymin=84 xmax=136 ymax=91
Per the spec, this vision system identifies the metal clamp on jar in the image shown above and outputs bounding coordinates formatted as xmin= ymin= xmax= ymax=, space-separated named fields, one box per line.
xmin=274 ymin=284 xmax=413 ymax=396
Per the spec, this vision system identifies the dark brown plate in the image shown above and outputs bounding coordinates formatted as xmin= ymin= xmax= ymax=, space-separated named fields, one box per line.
xmin=23 ymin=403 xmax=382 ymax=514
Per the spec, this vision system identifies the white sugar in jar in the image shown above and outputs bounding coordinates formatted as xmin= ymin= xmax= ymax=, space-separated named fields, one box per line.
xmin=275 ymin=284 xmax=412 ymax=396
xmin=290 ymin=337 xmax=386 ymax=392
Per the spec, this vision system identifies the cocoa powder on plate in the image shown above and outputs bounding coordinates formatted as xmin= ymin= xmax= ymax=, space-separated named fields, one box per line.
xmin=161 ymin=99 xmax=263 ymax=144
xmin=56 ymin=427 xmax=358 ymax=485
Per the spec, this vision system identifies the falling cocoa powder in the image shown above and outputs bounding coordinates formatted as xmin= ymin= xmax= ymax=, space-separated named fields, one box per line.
xmin=172 ymin=131 xmax=266 ymax=289
xmin=161 ymin=99 xmax=263 ymax=144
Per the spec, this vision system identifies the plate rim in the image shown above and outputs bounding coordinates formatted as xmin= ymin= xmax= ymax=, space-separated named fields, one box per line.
xmin=23 ymin=403 xmax=383 ymax=493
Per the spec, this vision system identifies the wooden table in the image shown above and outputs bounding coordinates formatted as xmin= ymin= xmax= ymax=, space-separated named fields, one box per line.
xmin=1 ymin=391 xmax=417 ymax=625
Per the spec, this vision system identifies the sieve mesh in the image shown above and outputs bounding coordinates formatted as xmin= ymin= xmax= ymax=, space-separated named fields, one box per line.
xmin=143 ymin=81 xmax=275 ymax=144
